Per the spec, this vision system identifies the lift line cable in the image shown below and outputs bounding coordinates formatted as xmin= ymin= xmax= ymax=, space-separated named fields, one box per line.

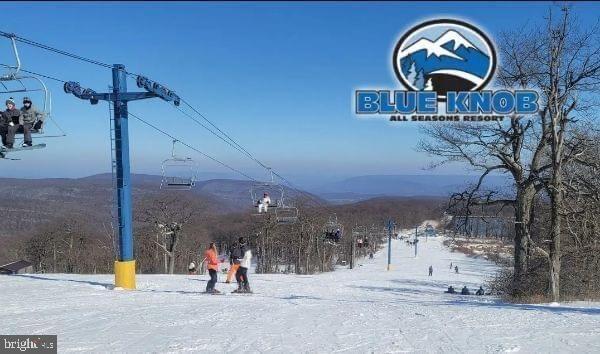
xmin=128 ymin=111 xmax=258 ymax=182
xmin=0 ymin=31 xmax=328 ymax=209
xmin=0 ymin=31 xmax=113 ymax=69
xmin=0 ymin=63 xmax=67 ymax=83
xmin=173 ymin=98 xmax=331 ymax=210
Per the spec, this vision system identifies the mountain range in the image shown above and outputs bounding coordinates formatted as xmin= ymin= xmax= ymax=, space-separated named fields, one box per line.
xmin=399 ymin=30 xmax=490 ymax=89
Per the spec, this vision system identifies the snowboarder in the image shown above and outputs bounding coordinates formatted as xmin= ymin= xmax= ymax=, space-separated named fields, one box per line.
xmin=455 ymin=265 xmax=459 ymax=274
xmin=476 ymin=286 xmax=485 ymax=296
xmin=20 ymin=97 xmax=44 ymax=147
xmin=204 ymin=243 xmax=220 ymax=294
xmin=188 ymin=261 xmax=197 ymax=275
xmin=0 ymin=98 xmax=22 ymax=149
xmin=226 ymin=241 xmax=240 ymax=283
xmin=428 ymin=265 xmax=433 ymax=276
xmin=461 ymin=286 xmax=471 ymax=295
xmin=234 ymin=237 xmax=253 ymax=293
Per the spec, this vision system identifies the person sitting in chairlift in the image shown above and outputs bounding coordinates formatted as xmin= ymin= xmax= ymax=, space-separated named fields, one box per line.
xmin=20 ymin=97 xmax=44 ymax=147
xmin=334 ymin=228 xmax=342 ymax=242
xmin=258 ymin=192 xmax=271 ymax=213
xmin=0 ymin=98 xmax=22 ymax=149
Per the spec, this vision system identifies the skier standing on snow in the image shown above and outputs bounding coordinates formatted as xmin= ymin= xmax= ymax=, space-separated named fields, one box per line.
xmin=428 ymin=265 xmax=433 ymax=276
xmin=226 ymin=241 xmax=240 ymax=283
xmin=234 ymin=237 xmax=253 ymax=293
xmin=204 ymin=242 xmax=220 ymax=294
xmin=449 ymin=262 xmax=453 ymax=269
xmin=455 ymin=265 xmax=459 ymax=274
xmin=188 ymin=261 xmax=197 ymax=275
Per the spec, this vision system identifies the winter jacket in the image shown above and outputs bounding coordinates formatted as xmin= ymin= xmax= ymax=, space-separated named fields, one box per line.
xmin=204 ymin=249 xmax=219 ymax=271
xmin=20 ymin=105 xmax=44 ymax=125
xmin=231 ymin=245 xmax=243 ymax=265
xmin=240 ymin=248 xmax=252 ymax=269
xmin=2 ymin=108 xmax=23 ymax=125
xmin=0 ymin=108 xmax=21 ymax=127
xmin=259 ymin=196 xmax=271 ymax=205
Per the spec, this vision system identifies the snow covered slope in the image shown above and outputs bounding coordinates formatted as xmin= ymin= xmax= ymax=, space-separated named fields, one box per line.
xmin=2 ymin=234 xmax=600 ymax=353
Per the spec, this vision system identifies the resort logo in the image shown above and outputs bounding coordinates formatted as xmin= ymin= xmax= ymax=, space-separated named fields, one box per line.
xmin=393 ymin=19 xmax=496 ymax=100
xmin=355 ymin=19 xmax=538 ymax=122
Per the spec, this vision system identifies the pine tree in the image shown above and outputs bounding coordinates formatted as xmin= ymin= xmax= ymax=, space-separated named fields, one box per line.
xmin=405 ymin=62 xmax=417 ymax=86
xmin=424 ymin=78 xmax=433 ymax=91
xmin=414 ymin=70 xmax=425 ymax=90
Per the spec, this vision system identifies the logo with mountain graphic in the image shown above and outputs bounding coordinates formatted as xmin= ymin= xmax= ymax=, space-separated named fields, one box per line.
xmin=393 ymin=19 xmax=496 ymax=100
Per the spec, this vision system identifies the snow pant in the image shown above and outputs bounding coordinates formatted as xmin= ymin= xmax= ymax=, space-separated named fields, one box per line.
xmin=236 ymin=266 xmax=249 ymax=289
xmin=206 ymin=269 xmax=217 ymax=292
xmin=258 ymin=203 xmax=268 ymax=213
xmin=0 ymin=125 xmax=17 ymax=147
xmin=22 ymin=123 xmax=33 ymax=145
xmin=227 ymin=263 xmax=240 ymax=283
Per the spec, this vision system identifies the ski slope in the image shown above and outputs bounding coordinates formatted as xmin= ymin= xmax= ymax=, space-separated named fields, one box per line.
xmin=2 ymin=233 xmax=600 ymax=353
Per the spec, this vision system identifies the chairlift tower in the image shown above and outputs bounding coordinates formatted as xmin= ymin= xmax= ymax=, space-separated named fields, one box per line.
xmin=65 ymin=64 xmax=179 ymax=289
xmin=386 ymin=220 xmax=394 ymax=271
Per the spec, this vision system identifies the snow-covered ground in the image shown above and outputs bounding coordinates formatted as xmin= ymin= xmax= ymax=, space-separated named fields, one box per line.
xmin=3 ymin=233 xmax=600 ymax=353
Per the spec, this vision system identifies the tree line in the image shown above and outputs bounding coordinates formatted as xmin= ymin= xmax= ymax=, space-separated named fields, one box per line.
xmin=420 ymin=5 xmax=600 ymax=302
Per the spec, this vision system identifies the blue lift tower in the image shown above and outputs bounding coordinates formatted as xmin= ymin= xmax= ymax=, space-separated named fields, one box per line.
xmin=65 ymin=64 xmax=179 ymax=289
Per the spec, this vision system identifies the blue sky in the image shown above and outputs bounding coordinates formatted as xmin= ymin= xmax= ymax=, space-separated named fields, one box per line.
xmin=1 ymin=2 xmax=599 ymax=187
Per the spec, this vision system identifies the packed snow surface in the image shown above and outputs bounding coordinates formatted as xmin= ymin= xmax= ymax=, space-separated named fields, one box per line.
xmin=2 ymin=233 xmax=600 ymax=353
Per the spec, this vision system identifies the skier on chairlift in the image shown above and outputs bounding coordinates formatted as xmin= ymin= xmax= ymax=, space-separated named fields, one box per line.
xmin=258 ymin=192 xmax=271 ymax=213
xmin=334 ymin=228 xmax=342 ymax=242
xmin=0 ymin=98 xmax=22 ymax=149
xmin=20 ymin=97 xmax=44 ymax=146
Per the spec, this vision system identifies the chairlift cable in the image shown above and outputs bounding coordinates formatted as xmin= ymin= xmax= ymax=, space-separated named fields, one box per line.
xmin=128 ymin=111 xmax=258 ymax=182
xmin=0 ymin=30 xmax=329 ymax=207
xmin=0 ymin=31 xmax=113 ymax=69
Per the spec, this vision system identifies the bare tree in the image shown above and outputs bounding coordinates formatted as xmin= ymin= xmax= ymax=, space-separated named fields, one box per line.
xmin=421 ymin=5 xmax=600 ymax=301
xmin=139 ymin=195 xmax=197 ymax=274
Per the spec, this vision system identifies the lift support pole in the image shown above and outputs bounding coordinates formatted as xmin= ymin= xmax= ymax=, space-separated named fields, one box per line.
xmin=65 ymin=64 xmax=179 ymax=289
xmin=386 ymin=219 xmax=394 ymax=271
xmin=112 ymin=65 xmax=135 ymax=289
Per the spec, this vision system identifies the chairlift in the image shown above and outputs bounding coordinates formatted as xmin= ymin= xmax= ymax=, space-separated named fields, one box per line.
xmin=250 ymin=168 xmax=284 ymax=214
xmin=352 ymin=225 xmax=367 ymax=248
xmin=160 ymin=140 xmax=197 ymax=190
xmin=0 ymin=35 xmax=66 ymax=140
xmin=275 ymin=206 xmax=299 ymax=224
xmin=323 ymin=214 xmax=343 ymax=244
